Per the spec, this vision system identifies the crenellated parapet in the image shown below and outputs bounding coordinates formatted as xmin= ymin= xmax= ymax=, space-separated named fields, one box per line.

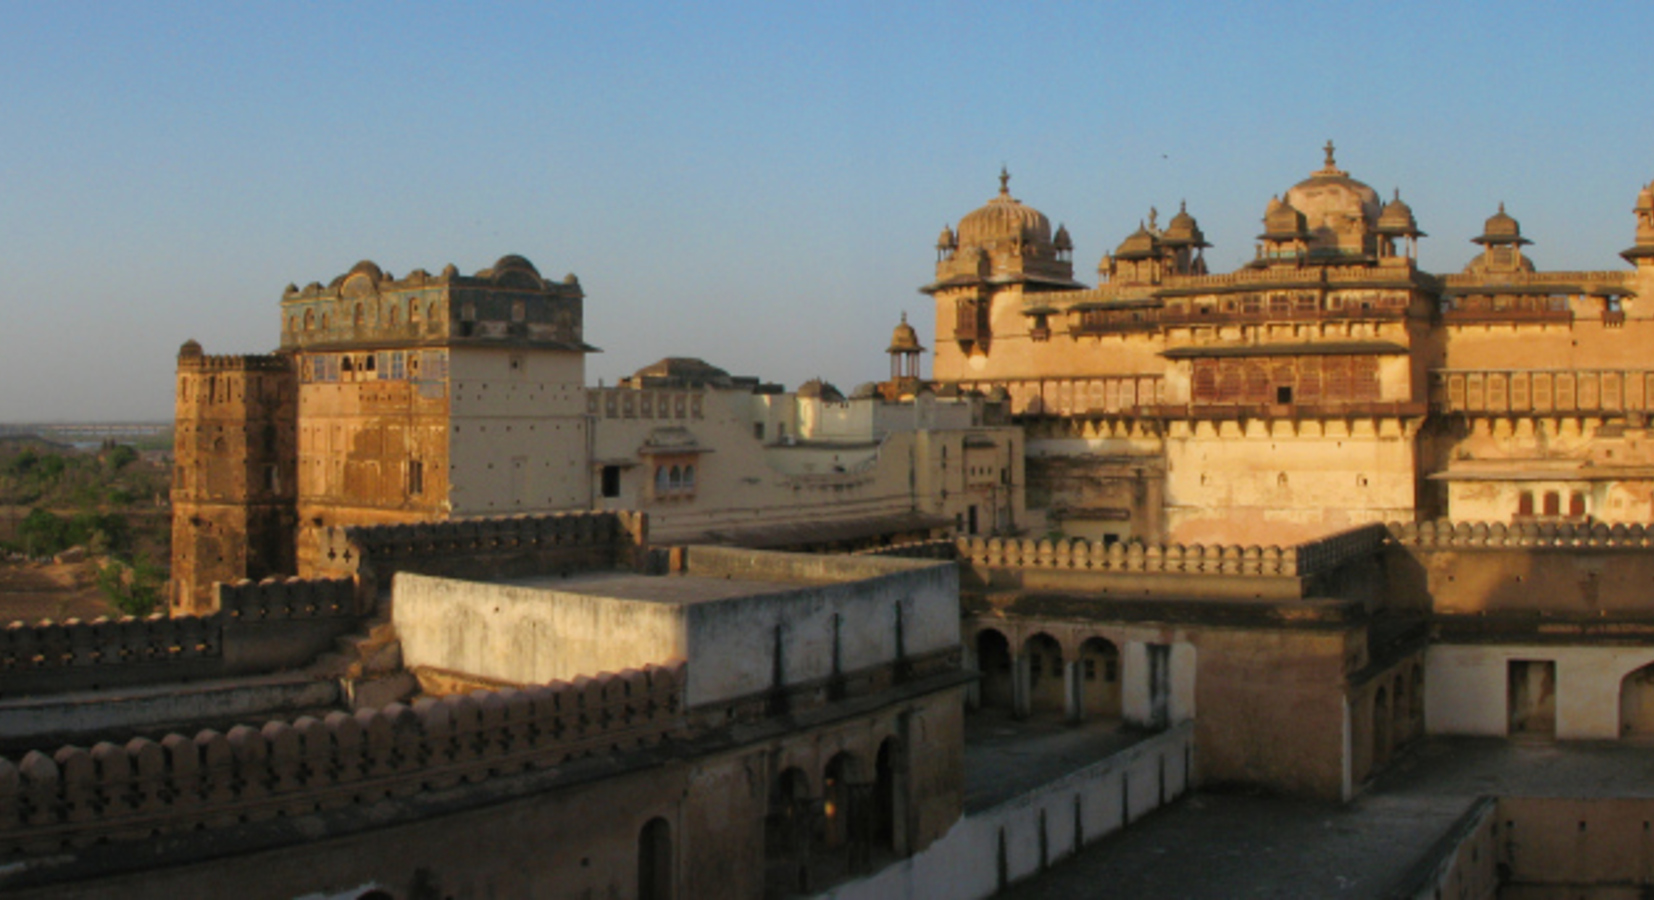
xmin=2 ymin=614 xmax=222 ymax=674
xmin=176 ymin=352 xmax=291 ymax=373
xmin=4 ymin=576 xmax=364 ymax=697
xmin=215 ymin=577 xmax=358 ymax=620
xmin=0 ymin=663 xmax=685 ymax=858
xmin=1385 ymin=519 xmax=1654 ymax=549
xmin=311 ymin=511 xmax=650 ymax=596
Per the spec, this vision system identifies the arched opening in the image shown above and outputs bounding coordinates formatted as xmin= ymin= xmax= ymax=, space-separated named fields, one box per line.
xmin=1621 ymin=662 xmax=1654 ymax=737
xmin=975 ymin=629 xmax=1014 ymax=711
xmin=873 ymin=738 xmax=902 ymax=856
xmin=303 ymin=309 xmax=315 ymax=332
xmin=1079 ymin=636 xmax=1122 ymax=719
xmin=655 ymin=466 xmax=669 ymax=495
xmin=1023 ymin=633 xmax=1065 ymax=715
xmin=682 ymin=464 xmax=695 ymax=488
xmin=639 ymin=816 xmax=672 ymax=900
xmin=1410 ymin=663 xmax=1425 ymax=726
xmin=387 ymin=304 xmax=399 ymax=326
xmin=354 ymin=303 xmax=365 ymax=327
xmin=820 ymin=752 xmax=869 ymax=879
xmin=669 ymin=465 xmax=682 ymax=489
xmin=1373 ymin=686 xmax=1392 ymax=769
xmin=765 ymin=767 xmax=814 ymax=898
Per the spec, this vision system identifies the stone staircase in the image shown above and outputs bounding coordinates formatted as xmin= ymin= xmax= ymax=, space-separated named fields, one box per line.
xmin=305 ymin=616 xmax=419 ymax=709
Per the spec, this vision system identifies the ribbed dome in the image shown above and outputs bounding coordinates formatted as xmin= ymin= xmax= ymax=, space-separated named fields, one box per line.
xmin=936 ymin=225 xmax=956 ymax=251
xmin=887 ymin=313 xmax=924 ymax=352
xmin=1161 ymin=201 xmax=1209 ymax=247
xmin=1284 ymin=143 xmax=1381 ymax=228
xmin=956 ymin=168 xmax=1054 ymax=247
xmin=1261 ymin=196 xmax=1308 ymax=237
xmin=1114 ymin=224 xmax=1158 ymax=259
xmin=1377 ymin=190 xmax=1421 ymax=235
xmin=1472 ymin=203 xmax=1531 ymax=246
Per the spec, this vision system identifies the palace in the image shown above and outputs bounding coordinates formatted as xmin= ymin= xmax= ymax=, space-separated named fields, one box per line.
xmin=926 ymin=145 xmax=1654 ymax=546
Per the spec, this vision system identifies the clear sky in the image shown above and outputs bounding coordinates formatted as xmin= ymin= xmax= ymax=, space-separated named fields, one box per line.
xmin=3 ymin=1 xmax=1652 ymax=421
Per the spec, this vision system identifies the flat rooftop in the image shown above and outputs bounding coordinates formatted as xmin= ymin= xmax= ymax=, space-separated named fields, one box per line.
xmin=963 ymin=711 xmax=1147 ymax=813
xmin=996 ymin=737 xmax=1654 ymax=899
xmin=501 ymin=571 xmax=818 ymax=606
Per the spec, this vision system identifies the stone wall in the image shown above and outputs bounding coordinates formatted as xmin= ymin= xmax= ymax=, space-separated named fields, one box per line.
xmin=2 ymin=578 xmax=356 ymax=698
xmin=0 ymin=663 xmax=684 ymax=863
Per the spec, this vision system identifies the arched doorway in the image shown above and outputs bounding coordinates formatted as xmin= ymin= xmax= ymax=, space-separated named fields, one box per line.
xmin=639 ymin=817 xmax=672 ymax=900
xmin=821 ymin=752 xmax=868 ymax=877
xmin=1373 ymin=686 xmax=1392 ymax=769
xmin=1079 ymin=637 xmax=1122 ymax=719
xmin=1621 ymin=662 xmax=1654 ymax=737
xmin=976 ymin=630 xmax=1014 ymax=711
xmin=873 ymin=738 xmax=903 ymax=856
xmin=765 ymin=768 xmax=815 ymax=898
xmin=1024 ymin=633 xmax=1065 ymax=715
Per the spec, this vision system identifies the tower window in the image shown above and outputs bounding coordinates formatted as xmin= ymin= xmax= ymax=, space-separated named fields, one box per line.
xmin=601 ymin=465 xmax=621 ymax=498
xmin=1276 ymin=385 xmax=1293 ymax=404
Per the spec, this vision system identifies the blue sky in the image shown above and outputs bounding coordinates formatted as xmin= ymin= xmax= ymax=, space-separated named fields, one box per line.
xmin=3 ymin=1 xmax=1652 ymax=421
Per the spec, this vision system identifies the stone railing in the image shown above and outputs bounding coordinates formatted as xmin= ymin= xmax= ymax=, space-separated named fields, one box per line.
xmin=0 ymin=663 xmax=685 ymax=857
xmin=956 ymin=523 xmax=1386 ymax=579
xmin=1385 ymin=520 xmax=1654 ymax=549
xmin=586 ymin=387 xmax=704 ymax=421
xmin=2 ymin=614 xmax=221 ymax=674
xmin=1431 ymin=369 xmax=1654 ymax=415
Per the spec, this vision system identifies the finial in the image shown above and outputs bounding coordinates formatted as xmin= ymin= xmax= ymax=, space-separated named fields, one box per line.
xmin=999 ymin=165 xmax=1010 ymax=195
xmin=1180 ymin=199 xmax=1187 ymax=213
xmin=1324 ymin=139 xmax=1336 ymax=168
xmin=1393 ymin=188 xmax=1401 ymax=202
xmin=1149 ymin=206 xmax=1159 ymax=230
xmin=1499 ymin=202 xmax=1506 ymax=214
xmin=900 ymin=311 xmax=908 ymax=324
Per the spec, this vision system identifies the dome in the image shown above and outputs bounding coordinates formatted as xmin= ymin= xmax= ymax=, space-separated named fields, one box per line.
xmin=1283 ymin=141 xmax=1381 ymax=230
xmin=936 ymin=226 xmax=956 ymax=251
xmin=1114 ymin=224 xmax=1158 ymax=259
xmin=491 ymin=254 xmax=540 ymax=274
xmin=1377 ymin=189 xmax=1422 ymax=235
xmin=797 ymin=378 xmax=846 ymax=402
xmin=1260 ymin=195 xmax=1308 ymax=238
xmin=346 ymin=260 xmax=384 ymax=282
xmin=178 ymin=339 xmax=203 ymax=359
xmin=1472 ymin=203 xmax=1531 ymax=245
xmin=1161 ymin=200 xmax=1209 ymax=247
xmin=955 ymin=168 xmax=1054 ymax=248
xmin=888 ymin=313 xmax=924 ymax=353
xmin=1053 ymin=224 xmax=1073 ymax=252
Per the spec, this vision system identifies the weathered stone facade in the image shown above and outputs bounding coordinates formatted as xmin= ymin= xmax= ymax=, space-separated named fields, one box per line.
xmin=927 ymin=148 xmax=1654 ymax=546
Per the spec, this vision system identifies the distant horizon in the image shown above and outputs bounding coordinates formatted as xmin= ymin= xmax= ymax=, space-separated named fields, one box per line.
xmin=5 ymin=2 xmax=1653 ymax=421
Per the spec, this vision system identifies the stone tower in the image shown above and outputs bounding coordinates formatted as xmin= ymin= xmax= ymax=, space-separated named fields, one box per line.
xmin=170 ymin=341 xmax=298 ymax=613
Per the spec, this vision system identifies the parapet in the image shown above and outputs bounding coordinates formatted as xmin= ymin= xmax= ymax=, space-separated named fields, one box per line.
xmin=1385 ymin=520 xmax=1654 ymax=550
xmin=0 ymin=662 xmax=685 ymax=858
xmin=957 ymin=522 xmax=1386 ymax=579
xmin=312 ymin=510 xmax=650 ymax=595
xmin=2 ymin=614 xmax=222 ymax=675
xmin=176 ymin=351 xmax=291 ymax=373
xmin=215 ymin=576 xmax=358 ymax=620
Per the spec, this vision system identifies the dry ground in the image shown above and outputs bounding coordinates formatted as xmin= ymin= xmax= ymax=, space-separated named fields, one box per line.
xmin=0 ymin=560 xmax=121 ymax=623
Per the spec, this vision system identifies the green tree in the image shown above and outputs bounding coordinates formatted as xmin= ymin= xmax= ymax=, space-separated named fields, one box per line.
xmin=94 ymin=553 xmax=164 ymax=616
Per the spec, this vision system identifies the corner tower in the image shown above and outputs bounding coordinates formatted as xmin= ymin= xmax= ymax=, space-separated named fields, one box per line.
xmin=170 ymin=341 xmax=298 ymax=613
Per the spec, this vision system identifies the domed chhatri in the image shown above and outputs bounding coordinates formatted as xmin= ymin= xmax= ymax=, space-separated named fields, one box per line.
xmin=955 ymin=167 xmax=1055 ymax=249
xmin=1465 ymin=203 xmax=1536 ymax=274
xmin=887 ymin=311 xmax=924 ymax=353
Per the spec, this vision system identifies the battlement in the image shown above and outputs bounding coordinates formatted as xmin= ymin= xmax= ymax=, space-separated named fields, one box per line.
xmin=2 ymin=614 xmax=222 ymax=674
xmin=311 ymin=511 xmax=650 ymax=595
xmin=281 ymin=256 xmax=582 ymax=302
xmin=176 ymin=352 xmax=291 ymax=373
xmin=958 ymin=522 xmax=1386 ymax=579
xmin=0 ymin=662 xmax=684 ymax=858
xmin=1385 ymin=520 xmax=1654 ymax=550
xmin=4 ymin=576 xmax=361 ymax=698
xmin=215 ymin=577 xmax=358 ymax=620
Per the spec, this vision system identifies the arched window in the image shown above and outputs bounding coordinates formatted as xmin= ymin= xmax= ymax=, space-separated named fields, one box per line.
xmin=387 ymin=304 xmax=399 ymax=326
xmin=1518 ymin=491 xmax=1534 ymax=517
xmin=639 ymin=817 xmax=672 ymax=900
xmin=354 ymin=303 xmax=365 ymax=327
xmin=669 ymin=465 xmax=682 ymax=489
xmin=303 ymin=309 xmax=315 ymax=332
xmin=682 ymin=464 xmax=695 ymax=488
xmin=655 ymin=466 xmax=669 ymax=494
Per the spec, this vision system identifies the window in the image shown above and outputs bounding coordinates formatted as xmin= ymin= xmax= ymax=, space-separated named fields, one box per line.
xmin=754 ymin=422 xmax=765 ymax=441
xmin=1543 ymin=491 xmax=1561 ymax=516
xmin=1518 ymin=491 xmax=1534 ymax=516
xmin=1276 ymin=385 xmax=1293 ymax=404
xmin=682 ymin=464 xmax=695 ymax=488
xmin=655 ymin=466 xmax=669 ymax=494
xmin=409 ymin=460 xmax=424 ymax=496
xmin=1570 ymin=492 xmax=1587 ymax=518
xmin=601 ymin=465 xmax=621 ymax=498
